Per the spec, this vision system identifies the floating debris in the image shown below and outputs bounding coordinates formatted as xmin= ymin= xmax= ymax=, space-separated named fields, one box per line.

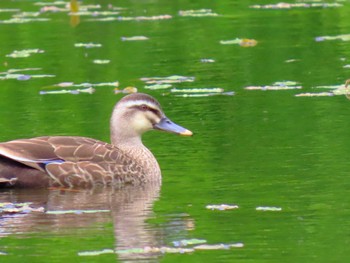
xmin=144 ymin=84 xmax=172 ymax=90
xmin=295 ymin=92 xmax=334 ymax=97
xmin=121 ymin=36 xmax=149 ymax=41
xmin=0 ymin=17 xmax=50 ymax=24
xmin=68 ymin=11 xmax=120 ymax=16
xmin=0 ymin=8 xmax=20 ymax=12
xmin=0 ymin=73 xmax=55 ymax=80
xmin=53 ymin=81 xmax=119 ymax=88
xmin=250 ymin=2 xmax=342 ymax=9
xmin=174 ymin=92 xmax=234 ymax=97
xmin=171 ymin=88 xmax=224 ymax=93
xmin=6 ymin=49 xmax=44 ymax=58
xmin=46 ymin=209 xmax=110 ymax=215
xmin=40 ymin=6 xmax=67 ymax=12
xmin=34 ymin=1 xmax=67 ymax=6
xmin=179 ymin=9 xmax=219 ymax=17
xmin=200 ymin=58 xmax=215 ymax=63
xmin=88 ymin=14 xmax=172 ymax=22
xmin=78 ymin=249 xmax=114 ymax=256
xmin=0 ymin=202 xmax=44 ymax=214
xmin=93 ymin=59 xmax=110 ymax=64
xmin=315 ymin=34 xmax=350 ymax=42
xmin=114 ymin=86 xmax=138 ymax=94
xmin=40 ymin=87 xmax=95 ymax=95
xmin=0 ymin=251 xmax=8 ymax=256
xmin=78 ymin=241 xmax=243 ymax=257
xmin=220 ymin=38 xmax=258 ymax=47
xmin=172 ymin=239 xmax=207 ymax=247
xmin=194 ymin=243 xmax=244 ymax=250
xmin=245 ymin=81 xmax=301 ymax=90
xmin=285 ymin=59 xmax=300 ymax=63
xmin=141 ymin=75 xmax=195 ymax=84
xmin=295 ymin=80 xmax=350 ymax=97
xmin=206 ymin=204 xmax=239 ymax=210
xmin=256 ymin=206 xmax=282 ymax=211
xmin=74 ymin=43 xmax=102 ymax=48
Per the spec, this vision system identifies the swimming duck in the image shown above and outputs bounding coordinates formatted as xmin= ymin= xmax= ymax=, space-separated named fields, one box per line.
xmin=0 ymin=93 xmax=192 ymax=188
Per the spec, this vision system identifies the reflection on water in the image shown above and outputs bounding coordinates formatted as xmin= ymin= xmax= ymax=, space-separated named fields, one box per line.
xmin=0 ymin=183 xmax=183 ymax=262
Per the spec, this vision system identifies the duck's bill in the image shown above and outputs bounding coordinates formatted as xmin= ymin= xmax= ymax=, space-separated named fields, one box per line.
xmin=154 ymin=117 xmax=193 ymax=136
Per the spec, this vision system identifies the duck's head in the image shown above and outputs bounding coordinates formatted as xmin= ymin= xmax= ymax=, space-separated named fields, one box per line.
xmin=110 ymin=93 xmax=192 ymax=144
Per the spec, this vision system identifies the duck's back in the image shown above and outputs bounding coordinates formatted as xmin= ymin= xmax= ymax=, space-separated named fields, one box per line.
xmin=0 ymin=136 xmax=152 ymax=188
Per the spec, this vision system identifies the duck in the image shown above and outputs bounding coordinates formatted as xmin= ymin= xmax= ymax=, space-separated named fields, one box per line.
xmin=0 ymin=93 xmax=192 ymax=188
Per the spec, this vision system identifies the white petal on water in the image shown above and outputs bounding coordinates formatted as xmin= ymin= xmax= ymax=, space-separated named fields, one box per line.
xmin=144 ymin=84 xmax=172 ymax=90
xmin=93 ymin=59 xmax=110 ymax=64
xmin=179 ymin=9 xmax=219 ymax=17
xmin=6 ymin=49 xmax=44 ymax=58
xmin=172 ymin=239 xmax=207 ymax=247
xmin=74 ymin=43 xmax=102 ymax=48
xmin=46 ymin=209 xmax=110 ymax=214
xmin=121 ymin=36 xmax=149 ymax=41
xmin=78 ymin=249 xmax=114 ymax=256
xmin=295 ymin=92 xmax=334 ymax=97
xmin=256 ymin=206 xmax=282 ymax=211
xmin=141 ymin=75 xmax=195 ymax=84
xmin=171 ymin=88 xmax=224 ymax=93
xmin=40 ymin=87 xmax=95 ymax=95
xmin=206 ymin=204 xmax=239 ymax=210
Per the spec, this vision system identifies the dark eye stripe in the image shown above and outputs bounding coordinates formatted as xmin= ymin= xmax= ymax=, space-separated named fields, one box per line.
xmin=134 ymin=105 xmax=162 ymax=118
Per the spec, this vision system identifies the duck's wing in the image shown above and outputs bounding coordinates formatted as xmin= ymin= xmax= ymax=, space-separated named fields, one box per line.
xmin=0 ymin=136 xmax=145 ymax=187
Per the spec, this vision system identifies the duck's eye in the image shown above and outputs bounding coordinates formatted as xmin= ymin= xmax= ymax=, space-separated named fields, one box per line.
xmin=140 ymin=104 xmax=149 ymax=111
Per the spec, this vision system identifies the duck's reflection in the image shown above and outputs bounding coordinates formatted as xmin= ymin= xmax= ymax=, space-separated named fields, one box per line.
xmin=0 ymin=182 xmax=175 ymax=261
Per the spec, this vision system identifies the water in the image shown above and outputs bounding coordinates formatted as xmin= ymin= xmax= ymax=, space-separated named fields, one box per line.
xmin=1 ymin=0 xmax=350 ymax=262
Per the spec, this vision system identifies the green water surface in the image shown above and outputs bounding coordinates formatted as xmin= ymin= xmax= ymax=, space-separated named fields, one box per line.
xmin=0 ymin=0 xmax=350 ymax=262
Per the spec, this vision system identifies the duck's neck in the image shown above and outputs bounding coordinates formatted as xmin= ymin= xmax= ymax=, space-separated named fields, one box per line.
xmin=111 ymin=134 xmax=161 ymax=181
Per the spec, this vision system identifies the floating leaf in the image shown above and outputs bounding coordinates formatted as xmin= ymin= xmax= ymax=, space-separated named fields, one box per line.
xmin=179 ymin=9 xmax=218 ymax=17
xmin=93 ymin=59 xmax=110 ymax=64
xmin=74 ymin=43 xmax=102 ymax=48
xmin=256 ymin=206 xmax=282 ymax=211
xmin=295 ymin=92 xmax=334 ymax=97
xmin=6 ymin=49 xmax=44 ymax=58
xmin=141 ymin=75 xmax=195 ymax=84
xmin=171 ymin=88 xmax=224 ymax=93
xmin=220 ymin=38 xmax=257 ymax=47
xmin=194 ymin=243 xmax=244 ymax=250
xmin=114 ymin=87 xmax=138 ymax=94
xmin=173 ymin=239 xmax=207 ymax=247
xmin=206 ymin=204 xmax=239 ymax=210
xmin=200 ymin=58 xmax=215 ymax=63
xmin=34 ymin=1 xmax=67 ymax=6
xmin=0 ymin=18 xmax=50 ymax=24
xmin=88 ymin=14 xmax=172 ymax=22
xmin=250 ymin=2 xmax=342 ymax=9
xmin=0 ymin=73 xmax=55 ymax=80
xmin=46 ymin=209 xmax=110 ymax=214
xmin=144 ymin=84 xmax=172 ymax=90
xmin=78 ymin=249 xmax=114 ymax=256
xmin=0 ymin=8 xmax=20 ymax=12
xmin=40 ymin=87 xmax=95 ymax=95
xmin=245 ymin=81 xmax=302 ymax=90
xmin=175 ymin=92 xmax=234 ymax=97
xmin=53 ymin=81 xmax=119 ymax=88
xmin=315 ymin=34 xmax=350 ymax=42
xmin=121 ymin=36 xmax=149 ymax=41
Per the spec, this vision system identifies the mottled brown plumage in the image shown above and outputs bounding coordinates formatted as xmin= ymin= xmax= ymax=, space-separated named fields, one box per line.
xmin=0 ymin=93 xmax=192 ymax=188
